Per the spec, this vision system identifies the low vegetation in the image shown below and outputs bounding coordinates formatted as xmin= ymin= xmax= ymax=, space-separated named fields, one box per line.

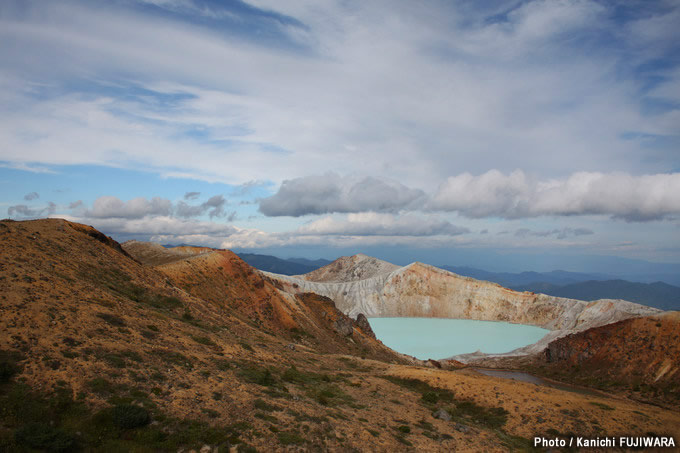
xmin=0 ymin=362 xmax=256 ymax=452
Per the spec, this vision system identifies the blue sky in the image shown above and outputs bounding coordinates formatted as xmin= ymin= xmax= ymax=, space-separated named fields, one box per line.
xmin=1 ymin=0 xmax=679 ymax=274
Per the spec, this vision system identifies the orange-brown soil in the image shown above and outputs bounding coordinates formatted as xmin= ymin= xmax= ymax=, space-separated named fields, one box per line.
xmin=1 ymin=219 xmax=678 ymax=452
xmin=526 ymin=311 xmax=680 ymax=407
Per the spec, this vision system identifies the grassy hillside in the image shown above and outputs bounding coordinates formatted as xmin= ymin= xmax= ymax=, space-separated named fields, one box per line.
xmin=1 ymin=219 xmax=679 ymax=451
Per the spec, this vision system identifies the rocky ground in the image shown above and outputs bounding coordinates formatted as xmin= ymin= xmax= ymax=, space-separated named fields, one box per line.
xmin=502 ymin=311 xmax=680 ymax=408
xmin=265 ymin=257 xmax=660 ymax=358
xmin=1 ymin=219 xmax=678 ymax=452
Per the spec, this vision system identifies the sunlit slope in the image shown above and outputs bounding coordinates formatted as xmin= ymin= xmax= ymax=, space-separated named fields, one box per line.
xmin=2 ymin=220 xmax=677 ymax=451
xmin=265 ymin=255 xmax=660 ymax=357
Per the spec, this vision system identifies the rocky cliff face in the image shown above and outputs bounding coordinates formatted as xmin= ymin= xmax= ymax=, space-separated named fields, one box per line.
xmin=3 ymin=221 xmax=679 ymax=450
xmin=264 ymin=256 xmax=660 ymax=358
xmin=539 ymin=311 xmax=680 ymax=405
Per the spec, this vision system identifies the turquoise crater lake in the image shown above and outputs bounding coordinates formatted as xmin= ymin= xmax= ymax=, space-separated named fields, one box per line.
xmin=369 ymin=317 xmax=550 ymax=360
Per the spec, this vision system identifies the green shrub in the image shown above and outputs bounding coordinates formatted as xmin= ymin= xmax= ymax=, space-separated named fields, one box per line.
xmin=141 ymin=330 xmax=157 ymax=339
xmin=254 ymin=398 xmax=282 ymax=412
xmin=421 ymin=392 xmax=439 ymax=404
xmin=238 ymin=364 xmax=276 ymax=386
xmin=394 ymin=433 xmax=413 ymax=446
xmin=589 ymin=401 xmax=615 ymax=411
xmin=254 ymin=412 xmax=278 ymax=423
xmin=239 ymin=342 xmax=253 ymax=351
xmin=0 ymin=352 xmax=21 ymax=383
xmin=110 ymin=404 xmax=151 ymax=429
xmin=278 ymin=430 xmax=304 ymax=445
xmin=450 ymin=401 xmax=509 ymax=429
xmin=87 ymin=378 xmax=117 ymax=396
xmin=282 ymin=365 xmax=334 ymax=385
xmin=201 ymin=408 xmax=220 ymax=419
xmin=96 ymin=312 xmax=126 ymax=327
xmin=152 ymin=350 xmax=193 ymax=369
xmin=14 ymin=422 xmax=76 ymax=452
xmin=308 ymin=384 xmax=354 ymax=407
xmin=397 ymin=425 xmax=411 ymax=434
xmin=381 ymin=376 xmax=454 ymax=404
xmin=102 ymin=353 xmax=126 ymax=369
xmin=192 ymin=335 xmax=217 ymax=347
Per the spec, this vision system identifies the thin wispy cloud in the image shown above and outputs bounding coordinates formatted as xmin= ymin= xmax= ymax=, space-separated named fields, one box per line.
xmin=1 ymin=0 xmax=679 ymax=267
xmin=1 ymin=0 xmax=678 ymax=186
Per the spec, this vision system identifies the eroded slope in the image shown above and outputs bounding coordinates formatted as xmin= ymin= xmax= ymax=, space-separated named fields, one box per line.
xmin=266 ymin=257 xmax=660 ymax=357
xmin=300 ymin=253 xmax=399 ymax=282
xmin=2 ymin=221 xmax=677 ymax=452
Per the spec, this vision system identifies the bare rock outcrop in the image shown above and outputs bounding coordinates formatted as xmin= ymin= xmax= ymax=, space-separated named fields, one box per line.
xmin=355 ymin=313 xmax=376 ymax=339
xmin=263 ymin=255 xmax=661 ymax=361
xmin=300 ymin=253 xmax=399 ymax=282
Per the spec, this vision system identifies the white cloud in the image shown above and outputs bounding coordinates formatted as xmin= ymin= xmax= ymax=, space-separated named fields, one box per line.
xmin=87 ymin=196 xmax=173 ymax=219
xmin=297 ymin=213 xmax=469 ymax=237
xmin=514 ymin=227 xmax=594 ymax=239
xmin=70 ymin=215 xmax=238 ymax=236
xmin=2 ymin=1 xmax=679 ymax=261
xmin=429 ymin=170 xmax=680 ymax=221
xmin=7 ymin=202 xmax=56 ymax=219
xmin=428 ymin=170 xmax=530 ymax=219
xmin=0 ymin=0 xmax=678 ymax=188
xmin=82 ymin=195 xmax=229 ymax=220
xmin=259 ymin=173 xmax=426 ymax=216
xmin=176 ymin=195 xmax=227 ymax=219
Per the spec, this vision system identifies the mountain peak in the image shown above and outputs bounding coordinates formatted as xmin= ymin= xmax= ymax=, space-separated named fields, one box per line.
xmin=302 ymin=253 xmax=400 ymax=282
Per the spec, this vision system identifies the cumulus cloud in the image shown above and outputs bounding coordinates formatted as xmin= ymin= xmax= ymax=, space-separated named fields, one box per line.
xmin=87 ymin=196 xmax=173 ymax=219
xmin=184 ymin=191 xmax=200 ymax=200
xmin=429 ymin=170 xmax=680 ymax=221
xmin=23 ymin=192 xmax=39 ymax=201
xmin=514 ymin=227 xmax=594 ymax=240
xmin=231 ymin=180 xmax=269 ymax=196
xmin=176 ymin=195 xmax=227 ymax=219
xmin=68 ymin=215 xmax=238 ymax=236
xmin=259 ymin=173 xmax=426 ymax=217
xmin=297 ymin=213 xmax=469 ymax=237
xmin=8 ymin=205 xmax=40 ymax=218
xmin=7 ymin=202 xmax=56 ymax=219
xmin=82 ymin=195 xmax=229 ymax=220
xmin=54 ymin=213 xmax=243 ymax=247
xmin=259 ymin=170 xmax=680 ymax=222
xmin=203 ymin=195 xmax=227 ymax=219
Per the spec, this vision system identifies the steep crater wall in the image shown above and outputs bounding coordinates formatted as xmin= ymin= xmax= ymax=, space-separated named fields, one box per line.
xmin=263 ymin=262 xmax=660 ymax=358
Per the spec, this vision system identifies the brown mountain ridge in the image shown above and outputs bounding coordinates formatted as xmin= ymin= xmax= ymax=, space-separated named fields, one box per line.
xmin=1 ymin=218 xmax=679 ymax=452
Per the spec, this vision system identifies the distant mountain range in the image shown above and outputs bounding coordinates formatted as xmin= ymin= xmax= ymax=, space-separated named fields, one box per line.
xmin=440 ymin=266 xmax=612 ymax=287
xmin=237 ymin=253 xmax=679 ymax=311
xmin=236 ymin=253 xmax=328 ymax=275
xmin=511 ymin=280 xmax=680 ymax=311
xmin=286 ymin=257 xmax=334 ymax=268
xmin=442 ymin=266 xmax=680 ymax=311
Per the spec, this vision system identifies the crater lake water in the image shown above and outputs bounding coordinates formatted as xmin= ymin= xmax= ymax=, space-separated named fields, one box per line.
xmin=369 ymin=317 xmax=550 ymax=360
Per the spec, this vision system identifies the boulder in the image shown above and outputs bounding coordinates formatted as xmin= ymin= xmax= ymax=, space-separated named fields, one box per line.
xmin=333 ymin=317 xmax=354 ymax=337
xmin=355 ymin=313 xmax=376 ymax=338
xmin=433 ymin=408 xmax=451 ymax=421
